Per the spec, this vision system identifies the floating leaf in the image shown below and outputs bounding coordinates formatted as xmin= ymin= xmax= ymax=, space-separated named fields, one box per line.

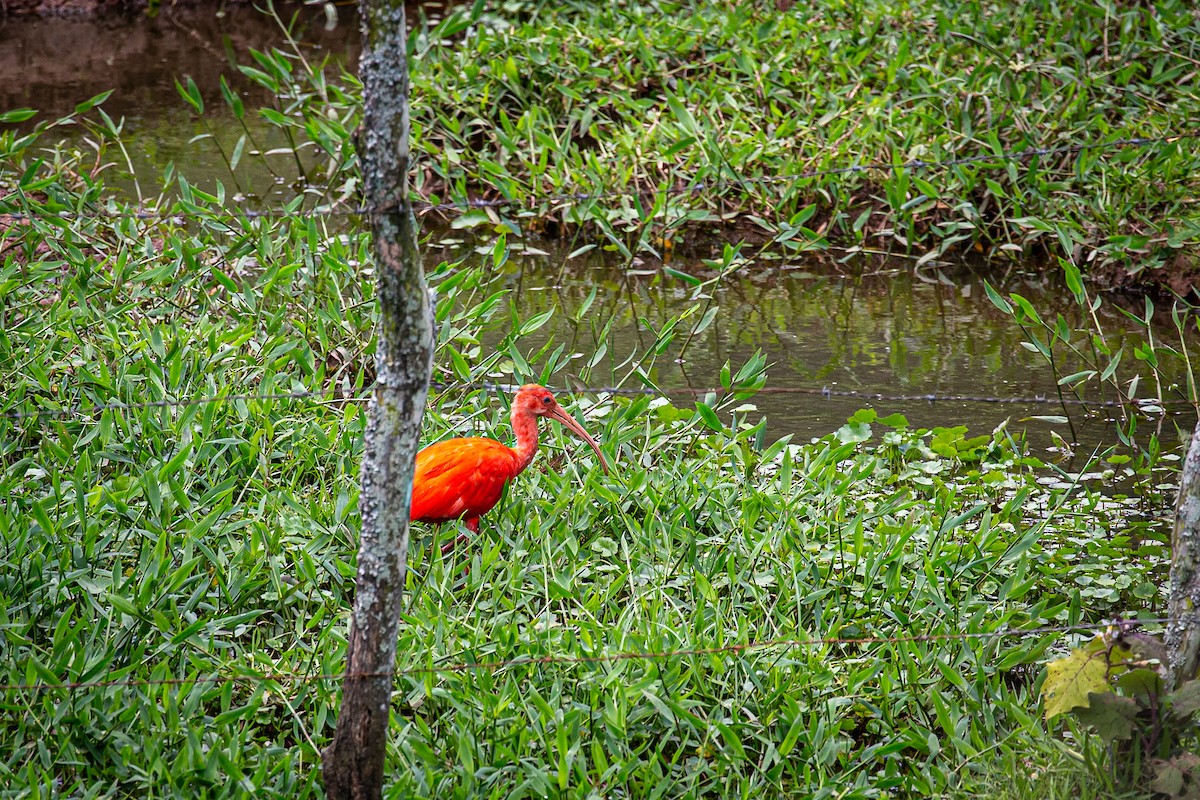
xmin=451 ymin=209 xmax=493 ymax=229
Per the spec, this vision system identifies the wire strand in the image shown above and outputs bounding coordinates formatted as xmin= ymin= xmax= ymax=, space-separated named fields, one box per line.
xmin=0 ymin=618 xmax=1166 ymax=694
xmin=2 ymin=379 xmax=1184 ymax=421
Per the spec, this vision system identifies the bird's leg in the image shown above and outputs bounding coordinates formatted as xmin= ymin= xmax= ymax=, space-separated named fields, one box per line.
xmin=440 ymin=518 xmax=478 ymax=555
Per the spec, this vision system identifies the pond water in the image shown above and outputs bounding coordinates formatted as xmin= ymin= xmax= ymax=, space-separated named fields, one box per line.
xmin=0 ymin=1 xmax=366 ymax=201
xmin=3 ymin=2 xmax=1196 ymax=461
xmin=449 ymin=234 xmax=1193 ymax=460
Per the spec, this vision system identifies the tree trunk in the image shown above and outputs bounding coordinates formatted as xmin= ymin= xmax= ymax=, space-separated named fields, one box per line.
xmin=1167 ymin=420 xmax=1200 ymax=689
xmin=320 ymin=0 xmax=433 ymax=797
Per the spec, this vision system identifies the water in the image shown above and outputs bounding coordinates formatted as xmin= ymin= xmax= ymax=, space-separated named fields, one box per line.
xmin=0 ymin=2 xmax=363 ymax=202
xmin=3 ymin=3 xmax=1195 ymax=461
xmin=435 ymin=234 xmax=1196 ymax=461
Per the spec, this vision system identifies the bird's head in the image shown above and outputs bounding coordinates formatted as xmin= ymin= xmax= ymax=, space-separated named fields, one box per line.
xmin=514 ymin=384 xmax=610 ymax=474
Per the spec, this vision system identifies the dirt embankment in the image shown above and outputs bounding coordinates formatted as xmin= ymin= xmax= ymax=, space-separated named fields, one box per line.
xmin=1 ymin=0 xmax=357 ymax=123
xmin=3 ymin=0 xmax=229 ymax=15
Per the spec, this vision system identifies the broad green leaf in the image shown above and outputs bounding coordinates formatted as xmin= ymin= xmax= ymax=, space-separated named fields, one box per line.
xmin=74 ymin=90 xmax=113 ymax=114
xmin=1115 ymin=667 xmax=1163 ymax=699
xmin=664 ymin=267 xmax=701 ymax=286
xmin=983 ymin=281 xmax=1013 ymax=315
xmin=694 ymin=402 xmax=722 ymax=432
xmin=1168 ymin=680 xmax=1200 ymax=718
xmin=1071 ymin=692 xmax=1137 ymax=743
xmin=835 ymin=421 xmax=872 ymax=444
xmin=1060 ymin=258 xmax=1085 ymax=303
xmin=0 ymin=108 xmax=38 ymax=123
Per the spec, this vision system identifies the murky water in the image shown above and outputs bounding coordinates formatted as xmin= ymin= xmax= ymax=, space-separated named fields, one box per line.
xmin=0 ymin=2 xmax=364 ymax=202
xmin=3 ymin=3 xmax=1196 ymax=459
xmin=434 ymin=234 xmax=1195 ymax=459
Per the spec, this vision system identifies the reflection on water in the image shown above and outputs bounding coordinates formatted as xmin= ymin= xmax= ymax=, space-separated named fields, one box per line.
xmin=427 ymin=233 xmax=1196 ymax=459
xmin=0 ymin=2 xmax=363 ymax=202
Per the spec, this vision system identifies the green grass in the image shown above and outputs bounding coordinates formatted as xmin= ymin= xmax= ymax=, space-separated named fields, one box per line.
xmin=31 ymin=0 xmax=1200 ymax=283
xmin=0 ymin=134 xmax=1179 ymax=796
xmin=399 ymin=0 xmax=1200 ymax=282
xmin=965 ymin=738 xmax=1151 ymax=800
xmin=0 ymin=1 xmax=1192 ymax=796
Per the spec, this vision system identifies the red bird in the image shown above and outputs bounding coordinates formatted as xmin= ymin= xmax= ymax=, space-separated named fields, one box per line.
xmin=410 ymin=384 xmax=610 ymax=550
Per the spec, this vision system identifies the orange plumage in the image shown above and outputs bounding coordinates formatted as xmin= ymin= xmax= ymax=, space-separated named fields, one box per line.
xmin=410 ymin=384 xmax=610 ymax=549
xmin=410 ymin=438 xmax=521 ymax=532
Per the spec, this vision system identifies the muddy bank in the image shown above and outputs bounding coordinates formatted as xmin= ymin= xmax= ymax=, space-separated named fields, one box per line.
xmin=3 ymin=0 xmax=233 ymax=17
xmin=0 ymin=2 xmax=356 ymax=123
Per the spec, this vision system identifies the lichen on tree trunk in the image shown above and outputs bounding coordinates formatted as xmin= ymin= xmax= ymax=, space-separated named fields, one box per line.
xmin=320 ymin=0 xmax=432 ymax=797
xmin=1167 ymin=420 xmax=1200 ymax=689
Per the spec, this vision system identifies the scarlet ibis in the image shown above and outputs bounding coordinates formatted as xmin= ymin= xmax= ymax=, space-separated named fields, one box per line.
xmin=410 ymin=384 xmax=610 ymax=551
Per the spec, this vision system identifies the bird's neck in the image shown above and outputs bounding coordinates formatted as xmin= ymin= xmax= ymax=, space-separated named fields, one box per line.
xmin=510 ymin=409 xmax=540 ymax=472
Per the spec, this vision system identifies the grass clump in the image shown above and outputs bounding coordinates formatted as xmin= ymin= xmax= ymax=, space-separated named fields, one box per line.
xmin=404 ymin=0 xmax=1200 ymax=282
xmin=0 ymin=123 xmax=1179 ymax=797
xmin=0 ymin=14 xmax=1189 ymax=797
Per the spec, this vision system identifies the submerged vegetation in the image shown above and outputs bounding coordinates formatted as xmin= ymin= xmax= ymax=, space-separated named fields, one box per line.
xmin=2 ymin=0 xmax=1198 ymax=797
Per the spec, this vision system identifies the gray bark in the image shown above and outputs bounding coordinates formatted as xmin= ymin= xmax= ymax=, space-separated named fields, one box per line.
xmin=1167 ymin=420 xmax=1200 ymax=689
xmin=320 ymin=0 xmax=433 ymax=796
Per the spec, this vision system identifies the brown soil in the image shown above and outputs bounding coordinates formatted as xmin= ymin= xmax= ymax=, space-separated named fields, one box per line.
xmin=0 ymin=0 xmax=358 ymax=124
xmin=1097 ymin=251 xmax=1200 ymax=299
xmin=3 ymin=0 xmax=236 ymax=15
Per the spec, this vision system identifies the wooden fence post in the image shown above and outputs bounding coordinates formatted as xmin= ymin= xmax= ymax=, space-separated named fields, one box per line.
xmin=320 ymin=0 xmax=432 ymax=797
xmin=1167 ymin=420 xmax=1200 ymax=689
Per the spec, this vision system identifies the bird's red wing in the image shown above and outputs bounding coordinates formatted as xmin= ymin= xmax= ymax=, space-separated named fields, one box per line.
xmin=409 ymin=438 xmax=520 ymax=525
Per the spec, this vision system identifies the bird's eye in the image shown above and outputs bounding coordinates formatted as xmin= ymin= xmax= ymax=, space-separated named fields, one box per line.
xmin=542 ymin=396 xmax=552 ymax=405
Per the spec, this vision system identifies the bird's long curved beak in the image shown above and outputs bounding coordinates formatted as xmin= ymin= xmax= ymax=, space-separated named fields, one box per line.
xmin=548 ymin=404 xmax=611 ymax=474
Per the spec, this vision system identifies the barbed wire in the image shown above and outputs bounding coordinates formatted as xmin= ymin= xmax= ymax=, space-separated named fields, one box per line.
xmin=448 ymin=380 xmax=1177 ymax=409
xmin=1 ymin=130 xmax=1194 ymax=223
xmin=0 ymin=389 xmax=337 ymax=421
xmin=0 ymin=617 xmax=1168 ymax=694
xmin=2 ymin=378 xmax=1187 ymax=422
